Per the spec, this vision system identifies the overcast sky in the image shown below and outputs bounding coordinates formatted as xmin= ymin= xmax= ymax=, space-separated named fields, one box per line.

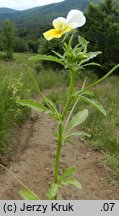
xmin=0 ymin=0 xmax=64 ymax=10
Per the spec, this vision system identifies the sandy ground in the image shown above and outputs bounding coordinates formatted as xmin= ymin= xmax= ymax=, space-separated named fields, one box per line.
xmin=0 ymin=106 xmax=119 ymax=200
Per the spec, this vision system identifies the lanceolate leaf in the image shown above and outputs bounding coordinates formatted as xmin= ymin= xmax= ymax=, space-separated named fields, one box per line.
xmin=52 ymin=50 xmax=64 ymax=59
xmin=69 ymin=109 xmax=89 ymax=131
xmin=29 ymin=55 xmax=64 ymax=65
xmin=45 ymin=97 xmax=58 ymax=113
xmin=45 ymin=97 xmax=61 ymax=120
xmin=47 ymin=183 xmax=59 ymax=200
xmin=79 ymin=96 xmax=106 ymax=116
xmin=17 ymin=99 xmax=49 ymax=113
xmin=19 ymin=190 xmax=39 ymax=200
xmin=79 ymin=51 xmax=102 ymax=65
xmin=78 ymin=36 xmax=88 ymax=52
xmin=81 ymin=62 xmax=101 ymax=67
xmin=81 ymin=91 xmax=95 ymax=98
xmin=65 ymin=131 xmax=91 ymax=139
xmin=61 ymin=177 xmax=82 ymax=189
xmin=61 ymin=167 xmax=76 ymax=179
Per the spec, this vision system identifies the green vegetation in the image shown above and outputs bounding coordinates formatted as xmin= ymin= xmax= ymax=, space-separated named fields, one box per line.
xmin=82 ymin=0 xmax=119 ymax=75
xmin=0 ymin=52 xmax=68 ymax=153
xmin=0 ymin=55 xmax=31 ymax=153
xmin=0 ymin=0 xmax=118 ymax=188
xmin=0 ymin=53 xmax=119 ymax=186
xmin=82 ymin=76 xmax=119 ymax=182
xmin=48 ymin=75 xmax=119 ymax=182
xmin=2 ymin=20 xmax=16 ymax=59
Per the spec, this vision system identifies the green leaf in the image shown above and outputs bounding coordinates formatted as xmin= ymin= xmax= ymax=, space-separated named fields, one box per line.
xmin=65 ymin=131 xmax=91 ymax=139
xmin=78 ymin=36 xmax=88 ymax=52
xmin=79 ymin=96 xmax=106 ymax=116
xmin=75 ymin=90 xmax=94 ymax=98
xmin=61 ymin=177 xmax=82 ymax=189
xmin=65 ymin=138 xmax=74 ymax=145
xmin=47 ymin=183 xmax=59 ymax=200
xmin=17 ymin=99 xmax=49 ymax=113
xmin=45 ymin=97 xmax=58 ymax=113
xmin=69 ymin=109 xmax=89 ymax=131
xmin=45 ymin=97 xmax=61 ymax=120
xmin=52 ymin=50 xmax=64 ymax=59
xmin=61 ymin=167 xmax=76 ymax=179
xmin=79 ymin=51 xmax=102 ymax=65
xmin=81 ymin=62 xmax=101 ymax=67
xmin=81 ymin=91 xmax=95 ymax=98
xmin=19 ymin=190 xmax=39 ymax=200
xmin=29 ymin=55 xmax=64 ymax=65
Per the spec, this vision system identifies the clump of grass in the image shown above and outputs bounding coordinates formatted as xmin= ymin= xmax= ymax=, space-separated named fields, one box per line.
xmin=0 ymin=61 xmax=31 ymax=153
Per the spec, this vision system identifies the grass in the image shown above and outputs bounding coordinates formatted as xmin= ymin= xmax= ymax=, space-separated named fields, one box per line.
xmin=0 ymin=55 xmax=32 ymax=153
xmin=83 ymin=76 xmax=119 ymax=183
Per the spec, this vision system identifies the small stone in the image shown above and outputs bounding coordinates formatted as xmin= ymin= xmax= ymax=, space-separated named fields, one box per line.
xmin=14 ymin=169 xmax=19 ymax=173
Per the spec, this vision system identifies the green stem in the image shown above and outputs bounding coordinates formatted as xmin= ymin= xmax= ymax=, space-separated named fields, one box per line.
xmin=70 ymin=69 xmax=75 ymax=96
xmin=64 ymin=97 xmax=79 ymax=131
xmin=64 ymin=76 xmax=88 ymax=132
xmin=77 ymin=64 xmax=119 ymax=96
xmin=62 ymin=97 xmax=73 ymax=121
xmin=53 ymin=123 xmax=63 ymax=199
xmin=61 ymin=69 xmax=76 ymax=121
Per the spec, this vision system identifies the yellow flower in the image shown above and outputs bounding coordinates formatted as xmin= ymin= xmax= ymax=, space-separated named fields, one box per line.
xmin=43 ymin=10 xmax=86 ymax=41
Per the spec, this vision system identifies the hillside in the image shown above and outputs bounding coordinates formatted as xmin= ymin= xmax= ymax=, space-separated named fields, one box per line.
xmin=0 ymin=8 xmax=20 ymax=20
xmin=0 ymin=0 xmax=98 ymax=26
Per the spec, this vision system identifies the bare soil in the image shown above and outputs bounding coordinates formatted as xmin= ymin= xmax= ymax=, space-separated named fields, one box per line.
xmin=0 ymin=96 xmax=119 ymax=199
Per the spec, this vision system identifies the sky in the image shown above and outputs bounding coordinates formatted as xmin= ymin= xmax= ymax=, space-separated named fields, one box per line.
xmin=0 ymin=0 xmax=64 ymax=10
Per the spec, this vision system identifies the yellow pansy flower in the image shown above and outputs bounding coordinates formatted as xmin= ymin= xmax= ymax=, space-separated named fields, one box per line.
xmin=43 ymin=9 xmax=86 ymax=41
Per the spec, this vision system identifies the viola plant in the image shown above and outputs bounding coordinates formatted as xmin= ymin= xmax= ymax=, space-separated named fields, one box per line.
xmin=2 ymin=9 xmax=118 ymax=200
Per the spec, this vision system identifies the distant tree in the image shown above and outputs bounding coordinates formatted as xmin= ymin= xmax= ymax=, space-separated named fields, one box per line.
xmin=14 ymin=38 xmax=29 ymax=53
xmin=2 ymin=20 xmax=16 ymax=59
xmin=82 ymin=0 xmax=119 ymax=75
xmin=27 ymin=40 xmax=39 ymax=53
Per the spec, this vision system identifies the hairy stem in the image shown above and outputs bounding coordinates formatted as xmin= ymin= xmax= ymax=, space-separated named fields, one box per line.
xmin=53 ymin=123 xmax=63 ymax=199
xmin=64 ymin=97 xmax=79 ymax=131
xmin=70 ymin=69 xmax=75 ymax=96
xmin=64 ymin=77 xmax=87 ymax=131
xmin=62 ymin=97 xmax=73 ymax=121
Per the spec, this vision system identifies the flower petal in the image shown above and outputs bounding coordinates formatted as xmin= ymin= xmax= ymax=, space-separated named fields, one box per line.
xmin=63 ymin=23 xmax=74 ymax=34
xmin=66 ymin=9 xmax=86 ymax=28
xmin=53 ymin=17 xmax=66 ymax=30
xmin=43 ymin=29 xmax=63 ymax=41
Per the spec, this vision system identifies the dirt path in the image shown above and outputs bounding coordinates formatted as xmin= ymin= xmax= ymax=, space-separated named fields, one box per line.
xmin=0 ymin=106 xmax=119 ymax=199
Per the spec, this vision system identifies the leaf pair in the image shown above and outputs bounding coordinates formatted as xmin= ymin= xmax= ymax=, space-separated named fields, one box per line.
xmin=47 ymin=167 xmax=82 ymax=200
xmin=59 ymin=167 xmax=82 ymax=189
